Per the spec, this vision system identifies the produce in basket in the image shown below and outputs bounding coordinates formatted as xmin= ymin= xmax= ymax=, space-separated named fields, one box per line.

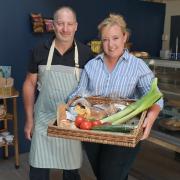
xmin=74 ymin=103 xmax=118 ymax=120
xmin=100 ymin=78 xmax=162 ymax=125
xmin=92 ymin=124 xmax=136 ymax=133
xmin=75 ymin=116 xmax=86 ymax=127
xmin=57 ymin=78 xmax=162 ymax=133
xmin=73 ymin=78 xmax=162 ymax=132
xmin=74 ymin=115 xmax=101 ymax=130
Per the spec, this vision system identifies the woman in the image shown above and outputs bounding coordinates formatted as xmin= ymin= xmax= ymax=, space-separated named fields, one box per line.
xmin=70 ymin=14 xmax=163 ymax=180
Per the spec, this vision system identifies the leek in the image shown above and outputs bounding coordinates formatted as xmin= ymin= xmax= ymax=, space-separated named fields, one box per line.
xmin=101 ymin=78 xmax=163 ymax=125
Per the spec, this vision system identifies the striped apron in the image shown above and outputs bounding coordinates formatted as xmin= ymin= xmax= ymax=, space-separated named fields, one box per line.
xmin=29 ymin=40 xmax=82 ymax=169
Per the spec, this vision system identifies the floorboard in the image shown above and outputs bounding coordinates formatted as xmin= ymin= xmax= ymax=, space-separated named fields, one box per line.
xmin=0 ymin=141 xmax=179 ymax=180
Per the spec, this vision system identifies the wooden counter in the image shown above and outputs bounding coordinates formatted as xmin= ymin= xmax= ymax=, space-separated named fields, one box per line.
xmin=145 ymin=58 xmax=180 ymax=153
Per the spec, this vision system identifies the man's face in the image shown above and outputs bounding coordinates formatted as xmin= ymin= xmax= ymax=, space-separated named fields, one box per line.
xmin=53 ymin=9 xmax=78 ymax=43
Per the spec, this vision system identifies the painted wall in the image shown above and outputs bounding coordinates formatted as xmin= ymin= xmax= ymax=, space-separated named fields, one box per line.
xmin=0 ymin=0 xmax=165 ymax=155
xmin=162 ymin=0 xmax=180 ymax=50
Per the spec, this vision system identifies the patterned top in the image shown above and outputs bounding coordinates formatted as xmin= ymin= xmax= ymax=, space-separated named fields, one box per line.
xmin=70 ymin=50 xmax=163 ymax=109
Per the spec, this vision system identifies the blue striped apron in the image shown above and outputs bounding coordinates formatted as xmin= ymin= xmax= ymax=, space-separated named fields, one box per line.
xmin=29 ymin=40 xmax=82 ymax=169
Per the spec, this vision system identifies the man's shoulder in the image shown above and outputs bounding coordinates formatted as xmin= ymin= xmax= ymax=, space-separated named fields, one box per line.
xmin=32 ymin=36 xmax=54 ymax=52
xmin=33 ymin=39 xmax=51 ymax=51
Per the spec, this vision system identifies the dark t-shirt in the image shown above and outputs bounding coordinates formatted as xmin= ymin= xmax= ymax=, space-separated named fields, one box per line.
xmin=28 ymin=38 xmax=94 ymax=73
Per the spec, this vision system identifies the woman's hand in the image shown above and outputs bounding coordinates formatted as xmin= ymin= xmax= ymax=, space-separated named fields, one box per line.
xmin=24 ymin=119 xmax=34 ymax=140
xmin=141 ymin=104 xmax=161 ymax=140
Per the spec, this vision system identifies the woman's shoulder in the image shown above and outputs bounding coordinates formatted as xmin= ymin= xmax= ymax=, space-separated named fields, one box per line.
xmin=128 ymin=53 xmax=152 ymax=75
xmin=86 ymin=53 xmax=103 ymax=64
xmin=128 ymin=52 xmax=147 ymax=65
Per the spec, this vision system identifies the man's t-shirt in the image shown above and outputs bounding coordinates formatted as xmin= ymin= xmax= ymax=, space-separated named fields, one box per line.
xmin=28 ymin=38 xmax=94 ymax=73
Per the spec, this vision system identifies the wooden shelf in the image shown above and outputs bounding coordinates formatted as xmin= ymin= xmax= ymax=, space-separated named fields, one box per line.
xmin=156 ymin=73 xmax=180 ymax=82
xmin=0 ymin=90 xmax=19 ymax=168
xmin=0 ymin=141 xmax=14 ymax=147
xmin=0 ymin=113 xmax=13 ymax=121
xmin=0 ymin=129 xmax=8 ymax=133
xmin=159 ymin=83 xmax=180 ymax=96
xmin=0 ymin=89 xmax=19 ymax=99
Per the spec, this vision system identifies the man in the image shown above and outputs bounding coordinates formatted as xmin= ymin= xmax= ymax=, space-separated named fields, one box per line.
xmin=23 ymin=6 xmax=93 ymax=180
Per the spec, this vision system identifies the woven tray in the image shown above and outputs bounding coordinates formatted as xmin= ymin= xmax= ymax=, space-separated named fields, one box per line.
xmin=48 ymin=96 xmax=147 ymax=147
xmin=0 ymin=87 xmax=13 ymax=97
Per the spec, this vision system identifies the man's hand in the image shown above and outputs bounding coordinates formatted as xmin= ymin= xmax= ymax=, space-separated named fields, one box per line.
xmin=24 ymin=120 xmax=34 ymax=140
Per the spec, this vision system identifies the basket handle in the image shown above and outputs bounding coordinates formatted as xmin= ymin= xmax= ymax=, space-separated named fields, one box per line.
xmin=66 ymin=96 xmax=80 ymax=108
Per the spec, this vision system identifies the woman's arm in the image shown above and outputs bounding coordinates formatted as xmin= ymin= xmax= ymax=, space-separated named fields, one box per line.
xmin=141 ymin=103 xmax=161 ymax=140
xmin=137 ymin=61 xmax=163 ymax=140
xmin=68 ymin=69 xmax=89 ymax=100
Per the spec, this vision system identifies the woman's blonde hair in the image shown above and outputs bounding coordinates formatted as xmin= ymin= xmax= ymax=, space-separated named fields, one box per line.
xmin=98 ymin=14 xmax=130 ymax=39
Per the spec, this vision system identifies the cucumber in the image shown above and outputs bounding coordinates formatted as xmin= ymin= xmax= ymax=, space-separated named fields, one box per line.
xmin=92 ymin=124 xmax=135 ymax=133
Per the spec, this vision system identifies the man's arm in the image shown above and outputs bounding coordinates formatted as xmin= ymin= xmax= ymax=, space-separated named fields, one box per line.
xmin=23 ymin=73 xmax=37 ymax=140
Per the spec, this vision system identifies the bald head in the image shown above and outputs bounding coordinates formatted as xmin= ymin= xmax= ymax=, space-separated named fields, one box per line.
xmin=53 ymin=6 xmax=77 ymax=22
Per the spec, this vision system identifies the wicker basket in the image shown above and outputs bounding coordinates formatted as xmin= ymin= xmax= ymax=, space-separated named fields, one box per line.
xmin=48 ymin=96 xmax=147 ymax=147
xmin=0 ymin=87 xmax=13 ymax=97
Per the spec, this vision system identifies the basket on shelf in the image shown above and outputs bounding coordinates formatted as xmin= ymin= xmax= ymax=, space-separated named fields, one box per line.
xmin=48 ymin=96 xmax=147 ymax=147
xmin=0 ymin=77 xmax=14 ymax=97
xmin=0 ymin=86 xmax=13 ymax=97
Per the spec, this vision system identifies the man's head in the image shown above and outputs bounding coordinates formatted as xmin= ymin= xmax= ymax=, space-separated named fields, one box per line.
xmin=53 ymin=6 xmax=78 ymax=43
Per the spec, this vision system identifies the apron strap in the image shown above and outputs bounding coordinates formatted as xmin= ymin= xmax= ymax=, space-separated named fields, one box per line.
xmin=74 ymin=42 xmax=80 ymax=82
xmin=46 ymin=40 xmax=55 ymax=70
xmin=46 ymin=40 xmax=80 ymax=82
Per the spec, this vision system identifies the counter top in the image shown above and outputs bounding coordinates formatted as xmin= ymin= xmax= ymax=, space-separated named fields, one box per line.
xmin=145 ymin=58 xmax=180 ymax=68
xmin=144 ymin=58 xmax=180 ymax=153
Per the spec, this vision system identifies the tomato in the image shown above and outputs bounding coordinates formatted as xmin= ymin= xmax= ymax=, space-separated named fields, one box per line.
xmin=91 ymin=120 xmax=102 ymax=127
xmin=80 ymin=120 xmax=92 ymax=130
xmin=75 ymin=116 xmax=85 ymax=127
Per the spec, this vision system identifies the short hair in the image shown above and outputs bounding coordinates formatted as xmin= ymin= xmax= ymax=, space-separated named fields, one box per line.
xmin=98 ymin=13 xmax=130 ymax=38
xmin=53 ymin=6 xmax=77 ymax=22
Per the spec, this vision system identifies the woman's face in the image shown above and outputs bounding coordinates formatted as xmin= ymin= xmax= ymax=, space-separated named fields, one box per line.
xmin=101 ymin=24 xmax=127 ymax=60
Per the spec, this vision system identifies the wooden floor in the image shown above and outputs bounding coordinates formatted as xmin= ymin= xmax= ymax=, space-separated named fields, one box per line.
xmin=131 ymin=141 xmax=180 ymax=180
xmin=0 ymin=141 xmax=179 ymax=180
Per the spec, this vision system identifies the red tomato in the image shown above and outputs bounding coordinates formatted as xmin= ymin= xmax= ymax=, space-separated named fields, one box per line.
xmin=75 ymin=116 xmax=85 ymax=127
xmin=91 ymin=120 xmax=102 ymax=127
xmin=80 ymin=120 xmax=92 ymax=130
